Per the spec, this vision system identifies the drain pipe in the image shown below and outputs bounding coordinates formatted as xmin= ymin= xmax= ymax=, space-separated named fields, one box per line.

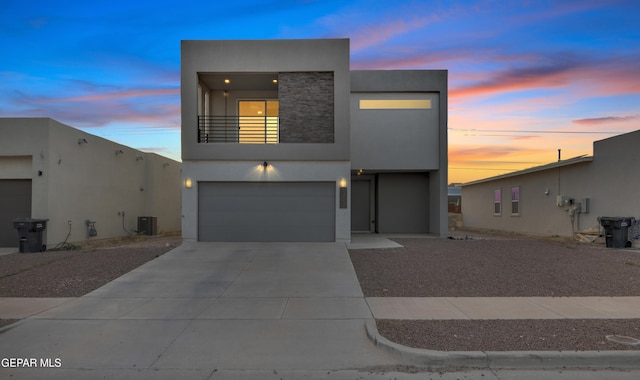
xmin=568 ymin=203 xmax=582 ymax=238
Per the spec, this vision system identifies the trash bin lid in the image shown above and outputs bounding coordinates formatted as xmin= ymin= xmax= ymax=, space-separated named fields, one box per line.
xmin=12 ymin=218 xmax=49 ymax=228
xmin=12 ymin=218 xmax=50 ymax=222
xmin=600 ymin=217 xmax=636 ymax=227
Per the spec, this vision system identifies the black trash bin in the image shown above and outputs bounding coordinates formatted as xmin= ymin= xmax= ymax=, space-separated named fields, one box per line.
xmin=12 ymin=218 xmax=49 ymax=253
xmin=599 ymin=217 xmax=636 ymax=248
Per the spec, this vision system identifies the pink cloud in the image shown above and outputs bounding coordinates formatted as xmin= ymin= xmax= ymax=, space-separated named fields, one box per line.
xmin=6 ymin=86 xmax=180 ymax=129
xmin=55 ymin=88 xmax=179 ymax=102
xmin=450 ymin=61 xmax=576 ymax=98
xmin=349 ymin=16 xmax=434 ymax=52
xmin=449 ymin=145 xmax=546 ymax=162
xmin=573 ymin=115 xmax=640 ymax=125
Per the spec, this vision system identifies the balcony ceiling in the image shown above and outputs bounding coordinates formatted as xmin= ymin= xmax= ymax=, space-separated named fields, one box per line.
xmin=198 ymin=73 xmax=279 ymax=91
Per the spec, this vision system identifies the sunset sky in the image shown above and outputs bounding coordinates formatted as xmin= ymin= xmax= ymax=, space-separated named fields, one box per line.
xmin=1 ymin=0 xmax=638 ymax=183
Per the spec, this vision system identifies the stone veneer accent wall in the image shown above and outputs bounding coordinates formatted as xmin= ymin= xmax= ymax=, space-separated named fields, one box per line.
xmin=278 ymin=72 xmax=334 ymax=143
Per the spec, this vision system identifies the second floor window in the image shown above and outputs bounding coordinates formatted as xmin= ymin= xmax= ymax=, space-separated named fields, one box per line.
xmin=238 ymin=100 xmax=279 ymax=144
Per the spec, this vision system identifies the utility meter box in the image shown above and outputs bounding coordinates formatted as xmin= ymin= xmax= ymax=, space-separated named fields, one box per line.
xmin=137 ymin=216 xmax=157 ymax=236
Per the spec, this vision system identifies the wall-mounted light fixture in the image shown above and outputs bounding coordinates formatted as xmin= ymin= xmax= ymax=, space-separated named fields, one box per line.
xmin=136 ymin=156 xmax=144 ymax=161
xmin=262 ymin=161 xmax=269 ymax=168
xmin=163 ymin=163 xmax=170 ymax=168
xmin=78 ymin=138 xmax=88 ymax=144
xmin=115 ymin=149 xmax=124 ymax=155
xmin=339 ymin=178 xmax=348 ymax=209
xmin=184 ymin=178 xmax=193 ymax=189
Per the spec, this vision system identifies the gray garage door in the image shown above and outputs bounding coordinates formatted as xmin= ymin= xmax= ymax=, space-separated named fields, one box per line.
xmin=198 ymin=182 xmax=335 ymax=242
xmin=0 ymin=179 xmax=32 ymax=247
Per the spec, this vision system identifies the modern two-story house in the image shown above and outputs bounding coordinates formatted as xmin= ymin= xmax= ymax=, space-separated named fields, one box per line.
xmin=181 ymin=39 xmax=448 ymax=242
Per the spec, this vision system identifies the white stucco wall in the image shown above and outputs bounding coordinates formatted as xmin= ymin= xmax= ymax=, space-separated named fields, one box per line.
xmin=0 ymin=118 xmax=182 ymax=247
xmin=182 ymin=160 xmax=351 ymax=242
xmin=462 ymin=130 xmax=640 ymax=237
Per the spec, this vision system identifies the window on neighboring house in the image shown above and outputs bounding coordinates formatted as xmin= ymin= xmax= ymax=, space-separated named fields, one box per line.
xmin=494 ymin=189 xmax=501 ymax=215
xmin=511 ymin=187 xmax=520 ymax=215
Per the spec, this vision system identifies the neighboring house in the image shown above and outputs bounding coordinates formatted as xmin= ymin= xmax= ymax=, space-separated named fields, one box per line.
xmin=181 ymin=39 xmax=448 ymax=242
xmin=461 ymin=130 xmax=640 ymax=238
xmin=448 ymin=183 xmax=462 ymax=213
xmin=0 ymin=118 xmax=182 ymax=248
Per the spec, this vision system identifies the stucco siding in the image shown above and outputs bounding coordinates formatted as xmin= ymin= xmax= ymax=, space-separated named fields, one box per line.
xmin=0 ymin=118 xmax=181 ymax=247
xmin=462 ymin=130 xmax=640 ymax=237
xmin=350 ymin=92 xmax=439 ymax=170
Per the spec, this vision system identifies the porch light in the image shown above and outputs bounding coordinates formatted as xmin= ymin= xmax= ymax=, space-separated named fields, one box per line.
xmin=224 ymin=79 xmax=230 ymax=84
xmin=184 ymin=178 xmax=193 ymax=189
xmin=263 ymin=161 xmax=269 ymax=168
xmin=339 ymin=178 xmax=347 ymax=209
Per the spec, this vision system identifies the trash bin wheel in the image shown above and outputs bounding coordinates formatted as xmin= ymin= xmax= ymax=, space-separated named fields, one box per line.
xmin=41 ymin=245 xmax=47 ymax=252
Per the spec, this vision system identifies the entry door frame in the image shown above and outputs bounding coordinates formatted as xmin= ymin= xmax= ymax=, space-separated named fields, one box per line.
xmin=351 ymin=174 xmax=376 ymax=233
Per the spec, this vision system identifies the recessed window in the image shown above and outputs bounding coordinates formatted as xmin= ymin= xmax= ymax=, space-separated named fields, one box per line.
xmin=494 ymin=189 xmax=501 ymax=215
xmin=238 ymin=100 xmax=279 ymax=144
xmin=359 ymin=99 xmax=432 ymax=109
xmin=511 ymin=187 xmax=520 ymax=215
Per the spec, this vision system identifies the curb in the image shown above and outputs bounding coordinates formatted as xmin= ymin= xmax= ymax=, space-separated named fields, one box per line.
xmin=364 ymin=319 xmax=640 ymax=369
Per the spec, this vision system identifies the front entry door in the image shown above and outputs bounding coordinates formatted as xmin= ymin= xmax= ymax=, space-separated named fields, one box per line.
xmin=351 ymin=178 xmax=374 ymax=232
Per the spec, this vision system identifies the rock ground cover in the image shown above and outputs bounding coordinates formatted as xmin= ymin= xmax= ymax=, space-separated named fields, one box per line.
xmin=0 ymin=235 xmax=181 ymax=299
xmin=349 ymin=232 xmax=640 ymax=351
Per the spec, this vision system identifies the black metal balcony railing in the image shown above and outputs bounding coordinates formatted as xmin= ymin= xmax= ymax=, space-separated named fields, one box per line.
xmin=198 ymin=116 xmax=279 ymax=144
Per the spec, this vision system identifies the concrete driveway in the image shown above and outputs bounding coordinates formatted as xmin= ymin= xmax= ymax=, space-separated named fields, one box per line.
xmin=0 ymin=241 xmax=401 ymax=378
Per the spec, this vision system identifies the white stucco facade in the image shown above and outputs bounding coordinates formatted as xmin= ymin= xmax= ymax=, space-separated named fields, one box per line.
xmin=462 ymin=130 xmax=640 ymax=238
xmin=0 ymin=118 xmax=182 ymax=247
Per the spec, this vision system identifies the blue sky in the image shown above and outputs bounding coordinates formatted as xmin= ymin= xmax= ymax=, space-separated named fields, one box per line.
xmin=1 ymin=0 xmax=638 ymax=183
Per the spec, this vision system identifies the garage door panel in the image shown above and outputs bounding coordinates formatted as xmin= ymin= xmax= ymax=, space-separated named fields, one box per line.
xmin=199 ymin=182 xmax=335 ymax=242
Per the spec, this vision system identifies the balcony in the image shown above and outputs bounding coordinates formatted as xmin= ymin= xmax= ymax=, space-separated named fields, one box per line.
xmin=198 ymin=116 xmax=279 ymax=144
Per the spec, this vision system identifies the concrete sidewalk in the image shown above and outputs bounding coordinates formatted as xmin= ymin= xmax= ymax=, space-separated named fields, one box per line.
xmin=366 ymin=296 xmax=640 ymax=320
xmin=4 ymin=295 xmax=640 ymax=320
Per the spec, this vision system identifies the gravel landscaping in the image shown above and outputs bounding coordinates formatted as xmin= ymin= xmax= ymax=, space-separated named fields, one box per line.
xmin=349 ymin=231 xmax=640 ymax=351
xmin=0 ymin=235 xmax=181 ymax=298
